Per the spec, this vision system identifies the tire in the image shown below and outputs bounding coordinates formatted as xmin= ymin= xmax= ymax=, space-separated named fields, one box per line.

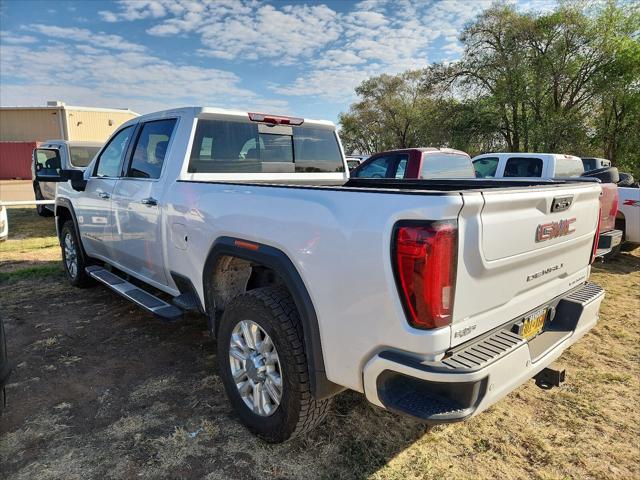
xmin=60 ymin=220 xmax=92 ymax=288
xmin=34 ymin=183 xmax=53 ymax=217
xmin=581 ymin=166 xmax=619 ymax=184
xmin=617 ymin=172 xmax=635 ymax=187
xmin=217 ymin=286 xmax=331 ymax=443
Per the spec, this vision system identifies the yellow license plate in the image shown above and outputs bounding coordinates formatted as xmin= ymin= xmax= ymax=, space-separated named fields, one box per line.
xmin=522 ymin=308 xmax=547 ymax=340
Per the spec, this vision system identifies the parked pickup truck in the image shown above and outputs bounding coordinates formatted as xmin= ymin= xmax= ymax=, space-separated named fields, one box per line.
xmin=618 ymin=185 xmax=640 ymax=248
xmin=37 ymin=107 xmax=605 ymax=442
xmin=351 ymin=147 xmax=475 ymax=179
xmin=32 ymin=140 xmax=102 ymax=217
xmin=472 ymin=152 xmax=622 ymax=258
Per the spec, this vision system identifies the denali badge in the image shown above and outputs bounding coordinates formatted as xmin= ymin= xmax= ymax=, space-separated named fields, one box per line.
xmin=535 ymin=218 xmax=576 ymax=242
xmin=527 ymin=263 xmax=564 ymax=281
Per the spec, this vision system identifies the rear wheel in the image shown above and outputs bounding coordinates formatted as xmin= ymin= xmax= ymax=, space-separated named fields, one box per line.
xmin=60 ymin=220 xmax=92 ymax=288
xmin=34 ymin=183 xmax=53 ymax=217
xmin=217 ymin=286 xmax=331 ymax=442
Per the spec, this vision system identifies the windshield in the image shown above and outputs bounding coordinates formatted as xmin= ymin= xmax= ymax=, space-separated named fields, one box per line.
xmin=188 ymin=119 xmax=344 ymax=173
xmin=69 ymin=146 xmax=101 ymax=167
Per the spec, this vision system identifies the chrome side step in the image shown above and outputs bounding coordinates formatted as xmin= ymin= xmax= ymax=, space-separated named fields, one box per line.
xmin=86 ymin=266 xmax=183 ymax=321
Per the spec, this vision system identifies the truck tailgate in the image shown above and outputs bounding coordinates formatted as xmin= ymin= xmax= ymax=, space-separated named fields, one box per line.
xmin=451 ymin=183 xmax=601 ymax=345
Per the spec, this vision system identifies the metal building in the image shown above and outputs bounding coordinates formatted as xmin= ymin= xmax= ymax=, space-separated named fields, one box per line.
xmin=0 ymin=101 xmax=138 ymax=179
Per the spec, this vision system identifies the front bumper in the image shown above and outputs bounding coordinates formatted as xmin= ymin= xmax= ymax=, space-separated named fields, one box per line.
xmin=362 ymin=282 xmax=604 ymax=424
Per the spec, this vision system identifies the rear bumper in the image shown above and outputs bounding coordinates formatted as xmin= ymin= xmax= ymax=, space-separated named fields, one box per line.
xmin=596 ymin=229 xmax=623 ymax=256
xmin=362 ymin=282 xmax=604 ymax=424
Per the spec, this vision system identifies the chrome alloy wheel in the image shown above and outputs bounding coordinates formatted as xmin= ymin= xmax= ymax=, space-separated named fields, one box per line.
xmin=229 ymin=319 xmax=283 ymax=416
xmin=63 ymin=232 xmax=78 ymax=279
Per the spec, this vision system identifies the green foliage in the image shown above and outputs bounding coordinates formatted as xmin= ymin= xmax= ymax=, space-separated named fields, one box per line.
xmin=339 ymin=0 xmax=640 ymax=177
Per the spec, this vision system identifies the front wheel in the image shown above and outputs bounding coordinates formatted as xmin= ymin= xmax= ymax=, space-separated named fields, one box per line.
xmin=60 ymin=221 xmax=92 ymax=288
xmin=217 ymin=287 xmax=331 ymax=442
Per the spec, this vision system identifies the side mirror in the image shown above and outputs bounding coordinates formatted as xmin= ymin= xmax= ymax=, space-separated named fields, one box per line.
xmin=60 ymin=169 xmax=87 ymax=191
xmin=34 ymin=148 xmax=63 ymax=182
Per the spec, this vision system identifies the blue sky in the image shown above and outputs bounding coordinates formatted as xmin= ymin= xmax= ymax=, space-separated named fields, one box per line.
xmin=0 ymin=0 xmax=557 ymax=122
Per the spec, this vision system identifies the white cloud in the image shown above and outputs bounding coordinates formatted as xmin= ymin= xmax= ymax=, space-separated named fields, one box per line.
xmin=0 ymin=31 xmax=37 ymax=44
xmin=4 ymin=0 xmax=558 ymax=115
xmin=0 ymin=42 xmax=288 ymax=114
xmin=28 ymin=24 xmax=146 ymax=52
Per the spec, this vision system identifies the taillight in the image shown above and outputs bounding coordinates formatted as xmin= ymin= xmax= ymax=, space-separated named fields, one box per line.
xmin=392 ymin=221 xmax=457 ymax=329
xmin=591 ymin=208 xmax=602 ymax=264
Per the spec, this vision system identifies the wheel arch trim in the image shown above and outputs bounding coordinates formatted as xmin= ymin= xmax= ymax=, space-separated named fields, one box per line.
xmin=202 ymin=236 xmax=343 ymax=400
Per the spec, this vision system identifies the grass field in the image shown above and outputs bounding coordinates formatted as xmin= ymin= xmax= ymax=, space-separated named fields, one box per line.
xmin=1 ymin=207 xmax=639 ymax=480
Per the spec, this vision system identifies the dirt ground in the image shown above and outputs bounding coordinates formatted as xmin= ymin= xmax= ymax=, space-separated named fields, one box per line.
xmin=1 ymin=208 xmax=639 ymax=480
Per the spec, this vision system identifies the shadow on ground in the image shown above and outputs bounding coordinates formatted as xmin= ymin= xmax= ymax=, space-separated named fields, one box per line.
xmin=0 ymin=275 xmax=429 ymax=480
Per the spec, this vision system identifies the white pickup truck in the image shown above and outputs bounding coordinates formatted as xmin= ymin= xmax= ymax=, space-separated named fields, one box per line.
xmin=31 ymin=140 xmax=102 ymax=217
xmin=37 ymin=107 xmax=605 ymax=442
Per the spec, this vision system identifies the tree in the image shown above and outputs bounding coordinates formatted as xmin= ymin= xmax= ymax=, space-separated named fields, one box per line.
xmin=339 ymin=0 xmax=640 ymax=177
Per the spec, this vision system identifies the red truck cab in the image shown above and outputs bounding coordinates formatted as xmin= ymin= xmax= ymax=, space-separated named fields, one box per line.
xmin=350 ymin=148 xmax=475 ymax=180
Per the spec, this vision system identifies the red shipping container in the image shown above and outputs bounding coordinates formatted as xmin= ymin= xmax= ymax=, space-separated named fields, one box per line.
xmin=0 ymin=141 xmax=40 ymax=180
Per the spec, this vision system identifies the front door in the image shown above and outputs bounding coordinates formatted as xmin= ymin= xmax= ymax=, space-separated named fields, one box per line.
xmin=110 ymin=118 xmax=177 ymax=286
xmin=75 ymin=125 xmax=135 ymax=260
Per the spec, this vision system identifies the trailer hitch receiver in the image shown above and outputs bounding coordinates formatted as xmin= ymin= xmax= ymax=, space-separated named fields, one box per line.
xmin=534 ymin=366 xmax=565 ymax=390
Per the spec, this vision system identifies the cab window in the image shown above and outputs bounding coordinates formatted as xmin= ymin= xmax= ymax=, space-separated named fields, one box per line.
xmin=94 ymin=126 xmax=134 ymax=178
xmin=353 ymin=155 xmax=395 ymax=178
xmin=127 ymin=119 xmax=177 ymax=179
xmin=473 ymin=157 xmax=499 ymax=178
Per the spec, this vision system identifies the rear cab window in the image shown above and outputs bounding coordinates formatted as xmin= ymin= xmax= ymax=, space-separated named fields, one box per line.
xmin=554 ymin=156 xmax=584 ymax=177
xmin=188 ymin=118 xmax=344 ymax=174
xmin=504 ymin=157 xmax=543 ymax=177
xmin=420 ymin=152 xmax=475 ymax=179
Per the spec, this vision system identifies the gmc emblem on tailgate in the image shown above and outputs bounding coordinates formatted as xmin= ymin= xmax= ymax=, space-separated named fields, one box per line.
xmin=536 ymin=218 xmax=576 ymax=242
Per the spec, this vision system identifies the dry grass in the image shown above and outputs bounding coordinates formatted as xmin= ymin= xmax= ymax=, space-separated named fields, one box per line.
xmin=0 ymin=208 xmax=639 ymax=479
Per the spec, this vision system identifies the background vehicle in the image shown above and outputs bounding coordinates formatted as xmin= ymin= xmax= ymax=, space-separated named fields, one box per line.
xmin=617 ymin=186 xmax=640 ymax=248
xmin=581 ymin=157 xmax=611 ymax=172
xmin=351 ymin=148 xmax=475 ymax=179
xmin=0 ymin=205 xmax=7 ymax=242
xmin=31 ymin=140 xmax=102 ymax=216
xmin=38 ymin=107 xmax=604 ymax=443
xmin=472 ymin=153 xmax=585 ymax=179
xmin=0 ymin=314 xmax=10 ymax=413
xmin=472 ymin=153 xmax=621 ymax=257
xmin=345 ymin=156 xmax=365 ymax=170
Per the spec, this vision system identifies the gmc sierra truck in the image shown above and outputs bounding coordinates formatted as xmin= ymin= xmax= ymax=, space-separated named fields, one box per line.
xmin=37 ymin=107 xmax=605 ymax=443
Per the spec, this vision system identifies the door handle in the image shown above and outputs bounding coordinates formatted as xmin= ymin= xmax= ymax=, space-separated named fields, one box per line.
xmin=140 ymin=197 xmax=158 ymax=206
xmin=98 ymin=192 xmax=110 ymax=199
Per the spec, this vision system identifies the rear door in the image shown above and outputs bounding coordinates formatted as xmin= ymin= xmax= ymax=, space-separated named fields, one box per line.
xmin=110 ymin=118 xmax=177 ymax=285
xmin=75 ymin=125 xmax=135 ymax=260
xmin=452 ymin=183 xmax=601 ymax=344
